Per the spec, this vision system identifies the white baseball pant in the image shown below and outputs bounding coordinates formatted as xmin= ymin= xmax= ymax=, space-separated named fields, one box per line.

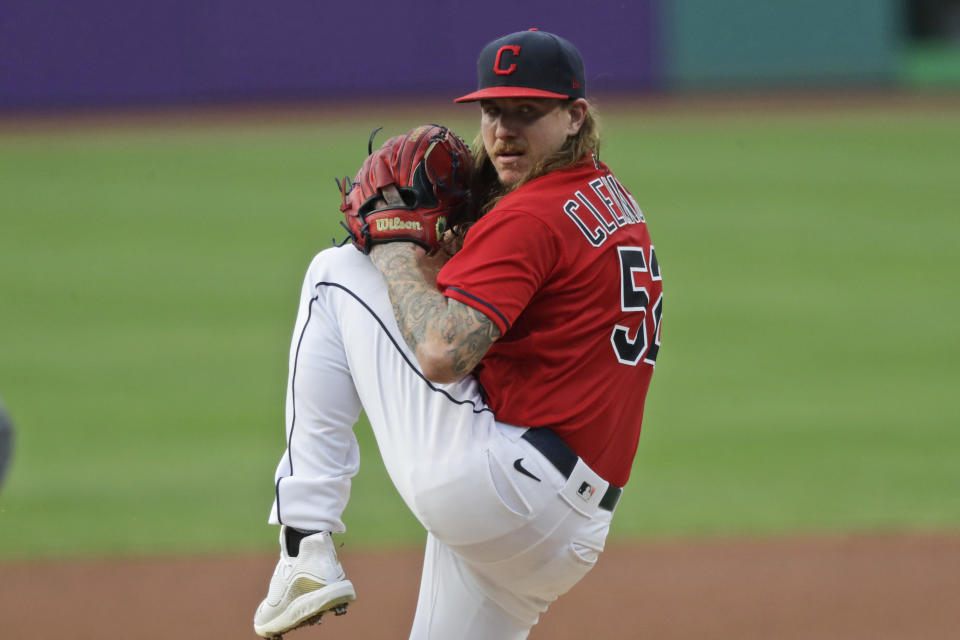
xmin=268 ymin=245 xmax=614 ymax=639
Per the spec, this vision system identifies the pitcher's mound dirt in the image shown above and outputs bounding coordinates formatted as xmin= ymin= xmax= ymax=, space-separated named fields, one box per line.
xmin=1 ymin=533 xmax=958 ymax=639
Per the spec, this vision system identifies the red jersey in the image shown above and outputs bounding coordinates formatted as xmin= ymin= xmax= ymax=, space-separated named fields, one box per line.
xmin=437 ymin=154 xmax=663 ymax=486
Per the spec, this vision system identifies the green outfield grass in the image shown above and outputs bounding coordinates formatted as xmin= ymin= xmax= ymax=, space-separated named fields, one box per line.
xmin=1 ymin=102 xmax=958 ymax=559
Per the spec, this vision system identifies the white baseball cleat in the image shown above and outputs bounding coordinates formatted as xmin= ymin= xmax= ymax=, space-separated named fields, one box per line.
xmin=254 ymin=527 xmax=356 ymax=638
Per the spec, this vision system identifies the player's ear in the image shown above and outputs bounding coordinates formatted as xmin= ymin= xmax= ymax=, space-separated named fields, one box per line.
xmin=565 ymin=98 xmax=588 ymax=136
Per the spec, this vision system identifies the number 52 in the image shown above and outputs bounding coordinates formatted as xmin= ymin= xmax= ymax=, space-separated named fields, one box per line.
xmin=611 ymin=246 xmax=663 ymax=366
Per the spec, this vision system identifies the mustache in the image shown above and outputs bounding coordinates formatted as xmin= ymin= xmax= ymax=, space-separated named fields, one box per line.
xmin=492 ymin=143 xmax=526 ymax=155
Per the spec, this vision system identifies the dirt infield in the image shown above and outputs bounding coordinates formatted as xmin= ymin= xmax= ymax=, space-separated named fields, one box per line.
xmin=1 ymin=533 xmax=957 ymax=639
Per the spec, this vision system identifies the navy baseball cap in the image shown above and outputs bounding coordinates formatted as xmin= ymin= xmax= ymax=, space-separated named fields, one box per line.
xmin=455 ymin=29 xmax=586 ymax=103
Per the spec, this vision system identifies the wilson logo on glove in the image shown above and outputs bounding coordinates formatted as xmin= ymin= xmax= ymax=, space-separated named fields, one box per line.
xmin=335 ymin=124 xmax=473 ymax=255
xmin=375 ymin=218 xmax=423 ymax=232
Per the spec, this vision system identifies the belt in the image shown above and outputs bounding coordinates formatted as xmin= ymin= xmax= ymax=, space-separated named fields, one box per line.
xmin=521 ymin=428 xmax=622 ymax=512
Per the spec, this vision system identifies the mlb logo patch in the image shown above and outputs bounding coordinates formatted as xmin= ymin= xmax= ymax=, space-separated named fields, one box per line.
xmin=577 ymin=481 xmax=596 ymax=502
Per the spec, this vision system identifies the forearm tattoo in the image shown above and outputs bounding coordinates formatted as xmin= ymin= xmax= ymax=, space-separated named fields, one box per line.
xmin=438 ymin=300 xmax=501 ymax=378
xmin=371 ymin=244 xmax=500 ymax=378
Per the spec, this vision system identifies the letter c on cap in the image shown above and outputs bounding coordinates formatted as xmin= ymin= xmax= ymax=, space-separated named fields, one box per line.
xmin=493 ymin=45 xmax=521 ymax=75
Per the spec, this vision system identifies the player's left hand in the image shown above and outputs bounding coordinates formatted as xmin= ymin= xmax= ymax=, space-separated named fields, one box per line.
xmin=338 ymin=124 xmax=473 ymax=255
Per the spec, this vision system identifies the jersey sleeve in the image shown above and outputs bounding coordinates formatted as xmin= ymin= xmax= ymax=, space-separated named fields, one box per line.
xmin=437 ymin=209 xmax=558 ymax=335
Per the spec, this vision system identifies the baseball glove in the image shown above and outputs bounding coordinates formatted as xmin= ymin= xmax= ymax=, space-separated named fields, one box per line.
xmin=338 ymin=124 xmax=472 ymax=254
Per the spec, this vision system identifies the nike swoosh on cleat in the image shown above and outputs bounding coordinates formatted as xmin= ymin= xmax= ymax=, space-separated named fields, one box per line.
xmin=513 ymin=458 xmax=541 ymax=482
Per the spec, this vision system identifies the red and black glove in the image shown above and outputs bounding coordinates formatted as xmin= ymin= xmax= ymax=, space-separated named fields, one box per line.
xmin=338 ymin=124 xmax=472 ymax=254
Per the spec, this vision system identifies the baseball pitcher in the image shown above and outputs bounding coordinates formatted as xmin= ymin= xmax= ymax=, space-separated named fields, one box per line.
xmin=254 ymin=29 xmax=663 ymax=640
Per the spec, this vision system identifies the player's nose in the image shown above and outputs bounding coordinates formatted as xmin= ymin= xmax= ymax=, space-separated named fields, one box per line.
xmin=494 ymin=114 xmax=520 ymax=138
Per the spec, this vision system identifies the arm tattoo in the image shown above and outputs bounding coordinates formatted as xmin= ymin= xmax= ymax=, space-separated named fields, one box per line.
xmin=370 ymin=244 xmax=500 ymax=378
xmin=440 ymin=300 xmax=501 ymax=378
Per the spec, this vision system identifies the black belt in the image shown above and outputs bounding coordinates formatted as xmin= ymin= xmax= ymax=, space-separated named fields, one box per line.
xmin=521 ymin=428 xmax=622 ymax=512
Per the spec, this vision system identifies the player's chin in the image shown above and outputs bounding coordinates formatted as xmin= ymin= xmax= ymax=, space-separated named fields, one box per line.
xmin=494 ymin=164 xmax=526 ymax=188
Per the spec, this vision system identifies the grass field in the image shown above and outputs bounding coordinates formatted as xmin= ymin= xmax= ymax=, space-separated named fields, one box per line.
xmin=1 ymin=99 xmax=958 ymax=559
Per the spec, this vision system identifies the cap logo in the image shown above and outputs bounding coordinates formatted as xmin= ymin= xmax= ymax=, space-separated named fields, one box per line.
xmin=493 ymin=45 xmax=521 ymax=75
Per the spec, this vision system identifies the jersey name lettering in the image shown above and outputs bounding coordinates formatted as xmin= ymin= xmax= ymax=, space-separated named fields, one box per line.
xmin=562 ymin=175 xmax=645 ymax=247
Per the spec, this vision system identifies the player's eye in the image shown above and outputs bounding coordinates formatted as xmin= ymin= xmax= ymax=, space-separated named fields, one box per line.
xmin=515 ymin=103 xmax=547 ymax=123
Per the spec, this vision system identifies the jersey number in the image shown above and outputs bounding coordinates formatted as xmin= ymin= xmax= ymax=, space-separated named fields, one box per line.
xmin=611 ymin=246 xmax=662 ymax=366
